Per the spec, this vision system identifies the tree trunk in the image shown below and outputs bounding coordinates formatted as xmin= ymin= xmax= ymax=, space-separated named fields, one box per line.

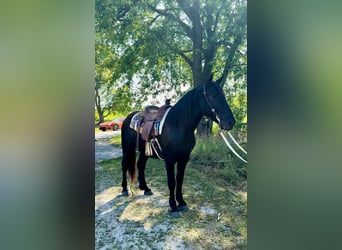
xmin=191 ymin=0 xmax=203 ymax=87
xmin=197 ymin=117 xmax=214 ymax=137
xmin=190 ymin=0 xmax=208 ymax=136
xmin=97 ymin=109 xmax=104 ymax=125
xmin=182 ymin=0 xmax=242 ymax=136
xmin=95 ymin=87 xmax=105 ymax=124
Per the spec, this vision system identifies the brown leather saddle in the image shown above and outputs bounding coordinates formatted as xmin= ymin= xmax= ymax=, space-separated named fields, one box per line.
xmin=136 ymin=104 xmax=170 ymax=141
xmin=129 ymin=100 xmax=171 ymax=157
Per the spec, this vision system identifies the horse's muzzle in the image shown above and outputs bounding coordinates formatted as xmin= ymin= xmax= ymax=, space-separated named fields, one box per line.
xmin=220 ymin=118 xmax=235 ymax=131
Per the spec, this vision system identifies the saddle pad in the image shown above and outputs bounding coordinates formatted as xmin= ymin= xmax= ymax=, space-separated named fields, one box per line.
xmin=129 ymin=107 xmax=171 ymax=136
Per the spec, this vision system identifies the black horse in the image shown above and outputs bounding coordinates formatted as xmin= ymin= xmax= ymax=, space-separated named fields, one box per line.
xmin=121 ymin=77 xmax=235 ymax=217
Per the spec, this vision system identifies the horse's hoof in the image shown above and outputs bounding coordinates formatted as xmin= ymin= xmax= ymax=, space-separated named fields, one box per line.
xmin=144 ymin=190 xmax=153 ymax=195
xmin=178 ymin=205 xmax=189 ymax=212
xmin=122 ymin=191 xmax=129 ymax=196
xmin=170 ymin=211 xmax=182 ymax=218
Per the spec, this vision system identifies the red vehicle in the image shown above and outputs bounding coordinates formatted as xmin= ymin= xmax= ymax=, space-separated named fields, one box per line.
xmin=99 ymin=118 xmax=125 ymax=131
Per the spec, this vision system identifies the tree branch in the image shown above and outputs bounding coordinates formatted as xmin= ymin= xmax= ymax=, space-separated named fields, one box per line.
xmin=146 ymin=3 xmax=193 ymax=39
xmin=219 ymin=35 xmax=243 ymax=86
xmin=213 ymin=8 xmax=222 ymax=34
xmin=147 ymin=26 xmax=193 ymax=68
xmin=176 ymin=0 xmax=194 ymax=21
xmin=149 ymin=14 xmax=162 ymax=26
xmin=175 ymin=49 xmax=193 ymax=68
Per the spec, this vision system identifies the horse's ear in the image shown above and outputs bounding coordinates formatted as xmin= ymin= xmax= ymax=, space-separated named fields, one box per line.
xmin=215 ymin=76 xmax=224 ymax=87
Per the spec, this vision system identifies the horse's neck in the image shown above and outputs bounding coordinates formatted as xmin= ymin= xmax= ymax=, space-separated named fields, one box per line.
xmin=171 ymin=88 xmax=203 ymax=132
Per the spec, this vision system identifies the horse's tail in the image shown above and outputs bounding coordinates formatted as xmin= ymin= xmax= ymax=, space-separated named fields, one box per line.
xmin=121 ymin=111 xmax=139 ymax=184
xmin=128 ymin=151 xmax=136 ymax=183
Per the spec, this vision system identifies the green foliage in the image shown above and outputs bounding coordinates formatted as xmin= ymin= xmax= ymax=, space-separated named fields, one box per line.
xmin=111 ymin=85 xmax=132 ymax=114
xmin=95 ymin=0 xmax=247 ymax=118
xmin=225 ymin=86 xmax=247 ymax=131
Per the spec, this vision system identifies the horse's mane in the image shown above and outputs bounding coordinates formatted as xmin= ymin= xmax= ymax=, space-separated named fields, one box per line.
xmin=167 ymin=85 xmax=202 ymax=129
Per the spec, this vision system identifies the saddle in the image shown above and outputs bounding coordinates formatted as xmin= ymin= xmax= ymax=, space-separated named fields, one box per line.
xmin=136 ymin=104 xmax=169 ymax=141
xmin=130 ymin=100 xmax=172 ymax=157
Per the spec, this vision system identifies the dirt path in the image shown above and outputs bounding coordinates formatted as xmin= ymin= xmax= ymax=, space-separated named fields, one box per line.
xmin=95 ymin=131 xmax=122 ymax=163
xmin=95 ymin=185 xmax=185 ymax=249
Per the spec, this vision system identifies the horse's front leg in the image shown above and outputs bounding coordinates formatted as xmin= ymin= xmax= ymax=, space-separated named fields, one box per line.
xmin=137 ymin=153 xmax=153 ymax=195
xmin=176 ymin=155 xmax=190 ymax=211
xmin=165 ymin=158 xmax=180 ymax=217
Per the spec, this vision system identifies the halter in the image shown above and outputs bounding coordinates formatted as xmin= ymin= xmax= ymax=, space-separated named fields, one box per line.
xmin=203 ymin=84 xmax=221 ymax=123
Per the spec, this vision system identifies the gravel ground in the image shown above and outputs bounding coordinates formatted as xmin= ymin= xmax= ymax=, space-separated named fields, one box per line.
xmin=95 ymin=131 xmax=122 ymax=163
xmin=95 ymin=185 xmax=186 ymax=250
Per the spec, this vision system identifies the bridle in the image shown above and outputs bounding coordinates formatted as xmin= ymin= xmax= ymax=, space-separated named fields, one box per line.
xmin=203 ymin=84 xmax=221 ymax=123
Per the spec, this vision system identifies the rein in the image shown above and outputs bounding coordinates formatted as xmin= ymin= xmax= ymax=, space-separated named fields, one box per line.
xmin=220 ymin=131 xmax=247 ymax=164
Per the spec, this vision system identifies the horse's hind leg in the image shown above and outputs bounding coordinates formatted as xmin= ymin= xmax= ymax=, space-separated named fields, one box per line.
xmin=137 ymin=153 xmax=153 ymax=195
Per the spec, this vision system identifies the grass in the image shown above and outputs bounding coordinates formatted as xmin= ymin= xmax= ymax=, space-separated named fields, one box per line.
xmin=96 ymin=134 xmax=247 ymax=249
xmin=108 ymin=134 xmax=121 ymax=147
xmin=191 ymin=133 xmax=247 ymax=185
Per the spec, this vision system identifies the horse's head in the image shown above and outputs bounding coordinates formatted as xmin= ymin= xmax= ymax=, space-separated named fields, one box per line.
xmin=202 ymin=81 xmax=236 ymax=131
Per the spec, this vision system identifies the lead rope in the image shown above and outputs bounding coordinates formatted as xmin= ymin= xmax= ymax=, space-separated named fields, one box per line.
xmin=219 ymin=130 xmax=247 ymax=164
xmin=204 ymin=84 xmax=247 ymax=163
xmin=227 ymin=132 xmax=247 ymax=155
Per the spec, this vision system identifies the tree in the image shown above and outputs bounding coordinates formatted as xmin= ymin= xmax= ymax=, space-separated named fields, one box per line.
xmin=95 ymin=0 xmax=247 ymax=134
xmin=95 ymin=30 xmax=133 ymax=122
xmin=95 ymin=83 xmax=110 ymax=124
